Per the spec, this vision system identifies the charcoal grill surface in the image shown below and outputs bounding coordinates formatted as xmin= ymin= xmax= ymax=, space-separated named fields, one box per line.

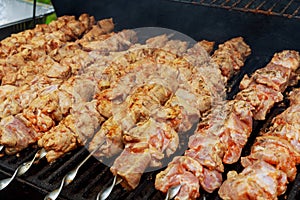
xmin=1 ymin=0 xmax=300 ymax=199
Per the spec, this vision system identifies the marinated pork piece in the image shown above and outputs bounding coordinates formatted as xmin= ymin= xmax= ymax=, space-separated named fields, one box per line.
xmin=247 ymin=63 xmax=293 ymax=92
xmin=0 ymin=114 xmax=38 ymax=154
xmin=155 ymin=156 xmax=203 ymax=200
xmin=219 ymin=161 xmax=288 ymax=200
xmin=80 ymin=18 xmax=114 ymax=41
xmin=220 ymin=100 xmax=254 ymax=164
xmin=186 ymin=134 xmax=225 ymax=172
xmin=241 ymin=136 xmax=300 ymax=181
xmin=236 ymin=84 xmax=283 ymax=120
xmin=211 ymin=37 xmax=251 ymax=82
xmin=0 ymin=85 xmax=16 ymax=102
xmin=197 ymin=40 xmax=215 ymax=54
xmin=289 ymin=88 xmax=300 ymax=105
xmin=123 ymin=118 xmax=179 ymax=165
xmin=264 ymin=105 xmax=300 ymax=154
xmin=38 ymin=100 xmax=105 ymax=162
xmin=0 ymin=85 xmax=38 ymax=119
xmin=80 ymin=29 xmax=137 ymax=52
xmin=88 ymin=116 xmax=124 ymax=159
xmin=145 ymin=34 xmax=169 ymax=48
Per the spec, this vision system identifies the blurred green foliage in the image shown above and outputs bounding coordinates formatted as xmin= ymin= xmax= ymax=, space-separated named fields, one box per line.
xmin=45 ymin=13 xmax=57 ymax=24
xmin=36 ymin=0 xmax=52 ymax=4
xmin=35 ymin=0 xmax=57 ymax=24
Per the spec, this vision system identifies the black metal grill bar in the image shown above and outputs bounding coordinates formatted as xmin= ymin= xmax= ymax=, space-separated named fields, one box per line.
xmin=168 ymin=0 xmax=300 ymax=19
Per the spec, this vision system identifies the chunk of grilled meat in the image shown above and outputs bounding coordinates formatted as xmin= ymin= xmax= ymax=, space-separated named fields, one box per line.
xmin=211 ymin=37 xmax=251 ymax=82
xmin=38 ymin=100 xmax=105 ymax=162
xmin=219 ymin=161 xmax=288 ymax=200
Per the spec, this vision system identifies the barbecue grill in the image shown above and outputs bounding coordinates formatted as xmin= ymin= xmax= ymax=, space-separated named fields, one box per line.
xmin=0 ymin=0 xmax=300 ymax=199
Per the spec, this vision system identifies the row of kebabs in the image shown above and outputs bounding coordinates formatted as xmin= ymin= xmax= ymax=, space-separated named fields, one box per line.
xmin=219 ymin=87 xmax=300 ymax=199
xmin=0 ymin=13 xmax=246 ymax=192
xmin=0 ymin=13 xmax=299 ymax=200
xmin=155 ymin=49 xmax=300 ymax=199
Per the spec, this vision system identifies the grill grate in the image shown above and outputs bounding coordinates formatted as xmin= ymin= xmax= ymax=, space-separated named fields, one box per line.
xmin=167 ymin=0 xmax=300 ymax=19
xmin=1 ymin=56 xmax=300 ymax=200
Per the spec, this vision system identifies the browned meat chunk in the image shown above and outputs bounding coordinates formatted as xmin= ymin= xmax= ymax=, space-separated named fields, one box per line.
xmin=241 ymin=136 xmax=300 ymax=181
xmin=110 ymin=147 xmax=151 ymax=190
xmin=219 ymin=161 xmax=288 ymax=200
xmin=211 ymin=37 xmax=251 ymax=81
xmin=0 ymin=115 xmax=38 ymax=154
xmin=155 ymin=156 xmax=203 ymax=200
xmin=236 ymin=84 xmax=283 ymax=120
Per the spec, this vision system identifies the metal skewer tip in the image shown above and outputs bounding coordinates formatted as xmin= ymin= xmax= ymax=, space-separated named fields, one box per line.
xmin=165 ymin=184 xmax=181 ymax=200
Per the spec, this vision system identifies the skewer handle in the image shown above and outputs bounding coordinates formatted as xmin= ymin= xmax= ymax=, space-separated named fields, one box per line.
xmin=0 ymin=148 xmax=47 ymax=190
xmin=44 ymin=143 xmax=104 ymax=200
xmin=96 ymin=175 xmax=117 ymax=200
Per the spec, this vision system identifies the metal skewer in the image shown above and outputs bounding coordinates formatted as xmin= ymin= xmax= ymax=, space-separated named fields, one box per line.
xmin=44 ymin=142 xmax=105 ymax=200
xmin=0 ymin=148 xmax=47 ymax=190
xmin=164 ymin=184 xmax=181 ymax=200
xmin=96 ymin=175 xmax=123 ymax=200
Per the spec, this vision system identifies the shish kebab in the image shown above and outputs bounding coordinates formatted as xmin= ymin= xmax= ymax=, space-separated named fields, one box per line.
xmin=90 ymin=37 xmax=250 ymax=200
xmin=155 ymin=50 xmax=300 ymax=200
xmin=219 ymin=88 xmax=300 ymax=199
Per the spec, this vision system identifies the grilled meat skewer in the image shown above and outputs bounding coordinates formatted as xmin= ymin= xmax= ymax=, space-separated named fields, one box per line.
xmin=219 ymin=88 xmax=300 ymax=200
